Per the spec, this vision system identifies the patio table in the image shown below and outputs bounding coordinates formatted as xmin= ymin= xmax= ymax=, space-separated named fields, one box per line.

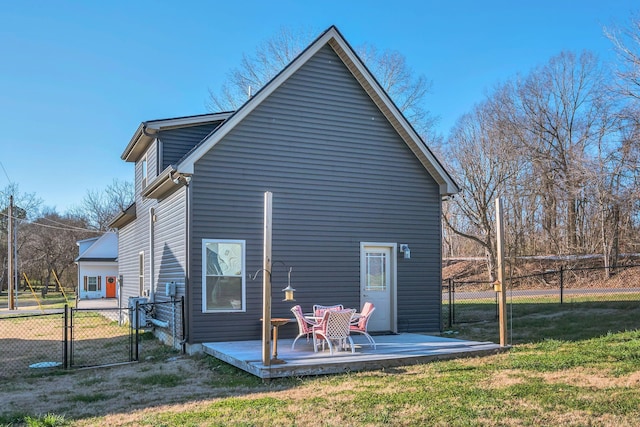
xmin=261 ymin=317 xmax=290 ymax=364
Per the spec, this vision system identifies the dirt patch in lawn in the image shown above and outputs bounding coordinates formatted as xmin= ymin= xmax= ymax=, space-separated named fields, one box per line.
xmin=483 ymin=367 xmax=640 ymax=390
xmin=0 ymin=356 xmax=220 ymax=419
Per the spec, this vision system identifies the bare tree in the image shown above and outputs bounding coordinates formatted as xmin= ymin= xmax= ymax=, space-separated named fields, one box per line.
xmin=207 ymin=26 xmax=317 ymax=111
xmin=72 ymin=179 xmax=134 ymax=231
xmin=20 ymin=210 xmax=95 ymax=292
xmin=444 ymin=99 xmax=521 ymax=281
xmin=506 ymin=51 xmax=615 ymax=253
xmin=606 ymin=14 xmax=640 ymax=102
xmin=207 ymin=26 xmax=437 ymax=137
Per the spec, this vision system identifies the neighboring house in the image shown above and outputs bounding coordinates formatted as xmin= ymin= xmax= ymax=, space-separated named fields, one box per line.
xmin=75 ymin=232 xmax=119 ymax=300
xmin=109 ymin=26 xmax=459 ymax=352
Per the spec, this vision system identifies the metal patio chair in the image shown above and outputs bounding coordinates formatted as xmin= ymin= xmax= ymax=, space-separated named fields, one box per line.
xmin=290 ymin=304 xmax=319 ymax=350
xmin=350 ymin=301 xmax=376 ymax=349
xmin=312 ymin=304 xmax=343 ymax=317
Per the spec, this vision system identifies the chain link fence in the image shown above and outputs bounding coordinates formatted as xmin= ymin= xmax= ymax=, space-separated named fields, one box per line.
xmin=443 ymin=264 xmax=640 ymax=332
xmin=0 ymin=312 xmax=65 ymax=378
xmin=69 ymin=306 xmax=134 ymax=368
xmin=0 ymin=298 xmax=185 ymax=378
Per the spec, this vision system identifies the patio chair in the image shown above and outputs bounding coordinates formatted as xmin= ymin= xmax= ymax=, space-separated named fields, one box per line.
xmin=313 ymin=309 xmax=356 ymax=355
xmin=312 ymin=304 xmax=343 ymax=317
xmin=290 ymin=304 xmax=319 ymax=350
xmin=350 ymin=301 xmax=376 ymax=349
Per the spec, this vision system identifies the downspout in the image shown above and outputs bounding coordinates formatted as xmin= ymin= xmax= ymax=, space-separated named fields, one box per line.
xmin=170 ymin=172 xmax=191 ymax=353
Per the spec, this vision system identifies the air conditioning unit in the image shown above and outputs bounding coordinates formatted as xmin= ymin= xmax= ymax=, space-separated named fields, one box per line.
xmin=129 ymin=297 xmax=148 ymax=328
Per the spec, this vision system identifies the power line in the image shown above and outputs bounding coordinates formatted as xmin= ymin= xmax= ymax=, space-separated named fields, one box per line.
xmin=0 ymin=161 xmax=13 ymax=187
xmin=0 ymin=210 xmax=102 ymax=233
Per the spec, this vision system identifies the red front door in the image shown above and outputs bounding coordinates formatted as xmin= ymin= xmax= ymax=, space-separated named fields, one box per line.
xmin=106 ymin=276 xmax=117 ymax=298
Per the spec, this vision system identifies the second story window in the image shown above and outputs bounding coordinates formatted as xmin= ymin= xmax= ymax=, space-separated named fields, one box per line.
xmin=141 ymin=157 xmax=148 ymax=188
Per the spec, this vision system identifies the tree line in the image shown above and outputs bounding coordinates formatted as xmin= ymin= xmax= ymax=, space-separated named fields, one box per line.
xmin=0 ymin=179 xmax=132 ymax=292
xmin=442 ymin=15 xmax=640 ymax=280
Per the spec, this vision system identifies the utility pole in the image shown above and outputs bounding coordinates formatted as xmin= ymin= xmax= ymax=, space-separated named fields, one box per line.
xmin=7 ymin=195 xmax=14 ymax=310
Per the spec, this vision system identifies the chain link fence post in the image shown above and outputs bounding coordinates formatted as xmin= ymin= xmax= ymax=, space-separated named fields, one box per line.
xmin=63 ymin=304 xmax=68 ymax=369
xmin=560 ymin=266 xmax=564 ymax=304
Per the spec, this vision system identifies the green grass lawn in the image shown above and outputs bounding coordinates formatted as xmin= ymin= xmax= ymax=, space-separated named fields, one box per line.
xmin=4 ymin=301 xmax=640 ymax=426
xmin=0 ymin=291 xmax=75 ymax=312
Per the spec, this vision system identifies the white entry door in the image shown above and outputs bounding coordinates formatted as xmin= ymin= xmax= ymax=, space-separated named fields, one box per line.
xmin=360 ymin=244 xmax=394 ymax=332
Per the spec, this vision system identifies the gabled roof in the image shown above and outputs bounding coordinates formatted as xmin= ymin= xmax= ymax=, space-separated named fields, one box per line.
xmin=176 ymin=25 xmax=459 ymax=196
xmin=75 ymin=231 xmax=118 ymax=262
xmin=121 ymin=112 xmax=233 ymax=163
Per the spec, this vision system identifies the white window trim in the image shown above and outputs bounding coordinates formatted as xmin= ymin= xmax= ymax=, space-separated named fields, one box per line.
xmin=141 ymin=156 xmax=148 ymax=189
xmin=202 ymin=239 xmax=246 ymax=313
xmin=138 ymin=251 xmax=145 ymax=296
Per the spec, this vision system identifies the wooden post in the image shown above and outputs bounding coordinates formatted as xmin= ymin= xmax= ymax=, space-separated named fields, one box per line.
xmin=7 ymin=195 xmax=14 ymax=310
xmin=495 ymin=198 xmax=507 ymax=347
xmin=262 ymin=192 xmax=273 ymax=366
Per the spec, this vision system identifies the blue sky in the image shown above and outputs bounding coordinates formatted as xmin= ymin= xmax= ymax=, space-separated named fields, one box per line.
xmin=0 ymin=0 xmax=636 ymax=213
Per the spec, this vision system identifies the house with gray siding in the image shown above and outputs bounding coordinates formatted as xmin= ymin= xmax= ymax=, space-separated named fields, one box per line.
xmin=110 ymin=26 xmax=458 ymax=352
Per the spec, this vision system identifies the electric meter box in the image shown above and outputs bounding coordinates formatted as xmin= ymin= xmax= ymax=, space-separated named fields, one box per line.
xmin=165 ymin=282 xmax=177 ymax=297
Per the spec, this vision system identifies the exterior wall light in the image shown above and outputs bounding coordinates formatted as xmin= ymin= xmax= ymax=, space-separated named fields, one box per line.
xmin=400 ymin=243 xmax=411 ymax=259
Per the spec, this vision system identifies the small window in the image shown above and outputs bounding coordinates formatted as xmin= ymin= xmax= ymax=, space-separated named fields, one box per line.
xmin=202 ymin=240 xmax=245 ymax=312
xmin=139 ymin=252 xmax=145 ymax=296
xmin=87 ymin=277 xmax=98 ymax=292
xmin=141 ymin=157 xmax=148 ymax=188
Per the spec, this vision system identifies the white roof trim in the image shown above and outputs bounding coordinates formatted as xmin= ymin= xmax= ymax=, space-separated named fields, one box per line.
xmin=145 ymin=112 xmax=233 ymax=130
xmin=177 ymin=26 xmax=458 ymax=195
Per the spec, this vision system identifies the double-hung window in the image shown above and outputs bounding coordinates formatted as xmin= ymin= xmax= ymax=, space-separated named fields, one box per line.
xmin=202 ymin=240 xmax=245 ymax=312
xmin=83 ymin=276 xmax=101 ymax=292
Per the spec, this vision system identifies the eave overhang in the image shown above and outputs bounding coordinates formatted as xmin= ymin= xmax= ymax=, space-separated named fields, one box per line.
xmin=120 ymin=112 xmax=234 ymax=163
xmin=142 ymin=166 xmax=191 ymax=200
xmin=108 ymin=202 xmax=137 ymax=229
xmin=75 ymin=257 xmax=117 ymax=263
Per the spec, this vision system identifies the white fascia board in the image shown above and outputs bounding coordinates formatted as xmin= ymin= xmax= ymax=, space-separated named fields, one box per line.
xmin=122 ymin=113 xmax=233 ymax=162
xmin=145 ymin=112 xmax=233 ymax=130
xmin=178 ymin=28 xmax=342 ymax=175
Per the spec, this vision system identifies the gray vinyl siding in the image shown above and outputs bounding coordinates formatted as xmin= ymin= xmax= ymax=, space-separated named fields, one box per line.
xmin=152 ymin=187 xmax=187 ymax=326
xmin=189 ymin=44 xmax=442 ymax=343
xmin=159 ymin=123 xmax=222 ymax=169
xmin=117 ymin=221 xmax=139 ymax=303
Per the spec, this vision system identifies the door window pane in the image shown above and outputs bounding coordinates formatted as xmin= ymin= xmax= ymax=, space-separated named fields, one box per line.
xmin=366 ymin=252 xmax=387 ymax=291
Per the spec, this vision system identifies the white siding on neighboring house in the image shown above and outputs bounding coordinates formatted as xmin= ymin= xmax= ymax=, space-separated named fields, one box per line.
xmin=78 ymin=262 xmax=118 ymax=299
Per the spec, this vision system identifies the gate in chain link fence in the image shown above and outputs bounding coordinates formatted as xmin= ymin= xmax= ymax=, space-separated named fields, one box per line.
xmin=0 ymin=298 xmax=184 ymax=379
xmin=443 ymin=263 xmax=640 ymax=330
xmin=69 ymin=306 xmax=135 ymax=368
xmin=0 ymin=312 xmax=66 ymax=378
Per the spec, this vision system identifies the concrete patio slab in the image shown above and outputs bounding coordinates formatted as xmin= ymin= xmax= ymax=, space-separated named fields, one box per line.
xmin=203 ymin=333 xmax=506 ymax=379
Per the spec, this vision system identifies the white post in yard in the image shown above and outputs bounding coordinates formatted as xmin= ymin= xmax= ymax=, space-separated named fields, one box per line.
xmin=262 ymin=192 xmax=273 ymax=366
xmin=495 ymin=197 xmax=508 ymax=347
